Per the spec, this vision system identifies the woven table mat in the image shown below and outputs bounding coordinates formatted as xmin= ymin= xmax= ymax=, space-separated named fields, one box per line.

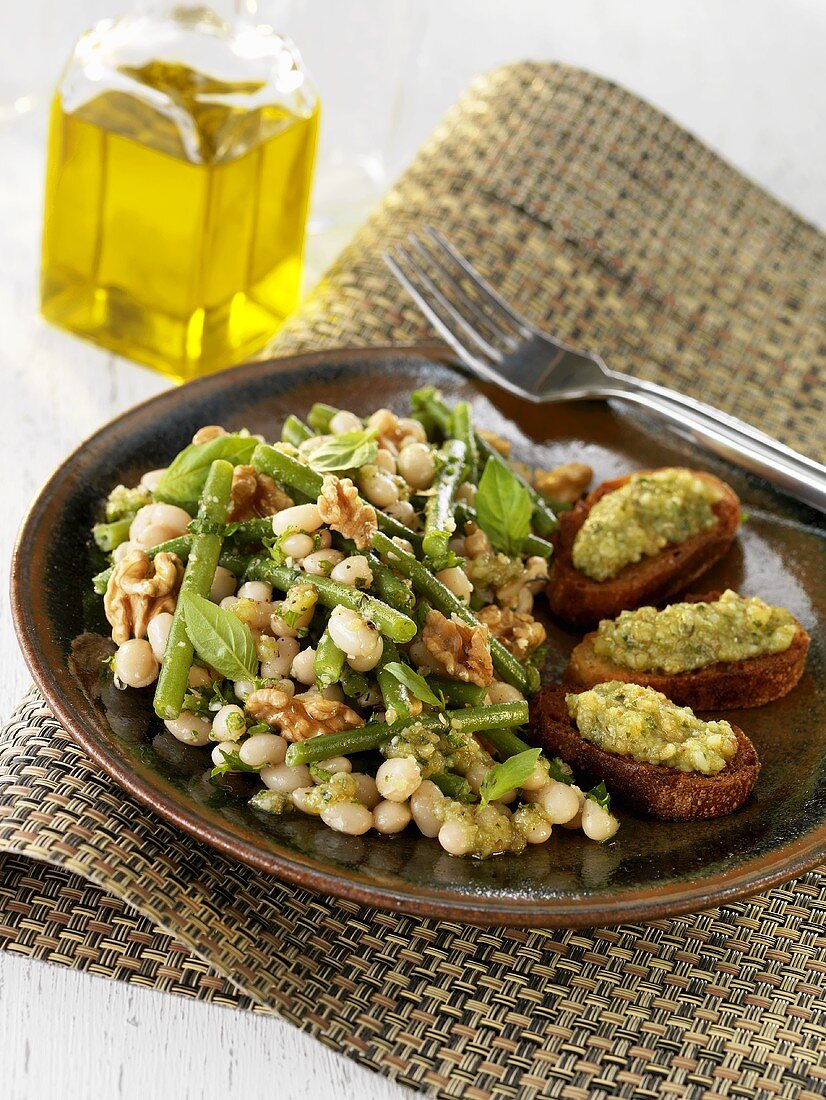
xmin=3 ymin=61 xmax=826 ymax=1099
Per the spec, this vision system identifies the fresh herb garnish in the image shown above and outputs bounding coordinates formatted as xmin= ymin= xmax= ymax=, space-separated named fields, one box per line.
xmin=211 ymin=748 xmax=261 ymax=778
xmin=181 ymin=593 xmax=257 ymax=682
xmin=474 ymin=456 xmax=532 ymax=555
xmin=154 ymin=434 xmax=257 ymax=511
xmin=479 ymin=748 xmax=541 ymax=806
xmin=547 ymin=756 xmax=574 ymax=785
xmin=306 ymin=430 xmax=378 ymax=473
xmin=383 ymin=661 xmax=445 ymax=708
xmin=586 ymin=781 xmax=611 ymax=810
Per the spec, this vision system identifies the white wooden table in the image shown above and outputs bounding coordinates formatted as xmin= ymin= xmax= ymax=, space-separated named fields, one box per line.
xmin=1 ymin=2 xmax=823 ymax=1096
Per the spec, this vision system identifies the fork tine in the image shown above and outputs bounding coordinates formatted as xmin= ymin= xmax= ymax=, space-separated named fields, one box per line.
xmin=384 ymin=245 xmax=505 ymax=368
xmin=424 ymin=227 xmax=535 ymax=338
xmin=407 ymin=233 xmax=520 ymax=351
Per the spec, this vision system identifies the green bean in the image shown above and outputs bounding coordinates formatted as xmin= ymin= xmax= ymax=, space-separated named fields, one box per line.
xmin=281 ymin=415 xmax=313 ymax=447
xmin=410 ymin=387 xmax=453 ymax=436
xmin=376 ymin=640 xmax=413 ymax=724
xmin=446 ymin=701 xmax=529 ymax=733
xmin=480 ymin=727 xmax=532 ymax=759
xmin=243 ymin=555 xmax=417 ymax=643
xmin=432 ymin=772 xmax=476 ymax=803
xmin=372 ymin=531 xmax=539 ymax=694
xmin=340 ymin=666 xmax=369 ymax=698
xmin=426 ymin=677 xmax=485 ymax=707
xmin=314 ymin=627 xmax=346 ymax=690
xmin=452 ymin=401 xmax=479 ymax=483
xmin=251 ymin=443 xmax=420 ymax=546
xmin=422 ymin=439 xmax=466 ymax=561
xmin=307 ymin=402 xmax=340 ymax=434
xmin=454 ymin=502 xmax=554 ymax=559
xmin=153 ymin=460 xmax=234 ymax=720
xmin=92 ymin=518 xmax=132 ymax=553
xmin=286 ymin=722 xmax=394 ymax=766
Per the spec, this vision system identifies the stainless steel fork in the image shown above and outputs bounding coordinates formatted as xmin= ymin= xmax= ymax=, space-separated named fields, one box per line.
xmin=384 ymin=228 xmax=826 ymax=515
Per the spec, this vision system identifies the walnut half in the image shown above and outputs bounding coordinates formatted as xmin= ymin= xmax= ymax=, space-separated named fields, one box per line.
xmin=421 ymin=609 xmax=494 ymax=688
xmin=245 ymin=688 xmax=363 ymax=742
xmin=104 ymin=549 xmax=183 ymax=646
xmin=229 ymin=465 xmax=293 ymax=522
xmin=317 ymin=474 xmax=377 ymax=550
xmin=533 ymin=462 xmax=592 ymax=505
xmin=477 ymin=605 xmax=546 ymax=658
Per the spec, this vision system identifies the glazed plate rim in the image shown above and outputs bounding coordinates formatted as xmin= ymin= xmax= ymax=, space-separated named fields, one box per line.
xmin=10 ymin=343 xmax=826 ymax=927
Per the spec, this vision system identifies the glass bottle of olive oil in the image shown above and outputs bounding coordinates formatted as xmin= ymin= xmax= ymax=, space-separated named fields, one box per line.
xmin=41 ymin=2 xmax=319 ymax=381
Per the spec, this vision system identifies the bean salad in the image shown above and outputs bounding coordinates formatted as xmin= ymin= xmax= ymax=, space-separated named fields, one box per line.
xmin=91 ymin=388 xmax=618 ymax=858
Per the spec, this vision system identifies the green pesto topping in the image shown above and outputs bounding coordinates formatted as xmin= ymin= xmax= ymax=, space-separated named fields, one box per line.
xmin=435 ymin=800 xmax=553 ymax=858
xmin=566 ymin=682 xmax=738 ymax=775
xmin=299 ymin=771 xmax=359 ymax=813
xmin=465 ymin=553 xmax=523 ymax=590
xmin=593 ymin=589 xmax=797 ymax=674
xmin=382 ymin=719 xmax=492 ymax=778
xmin=249 ymin=790 xmax=293 ymax=815
xmin=104 ymin=482 xmax=153 ymax=521
xmin=572 ymin=468 xmax=721 ymax=582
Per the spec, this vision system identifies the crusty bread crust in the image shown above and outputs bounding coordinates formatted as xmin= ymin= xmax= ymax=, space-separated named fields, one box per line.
xmin=546 ymin=469 xmax=741 ymax=629
xmin=566 ymin=591 xmax=810 ymax=710
xmin=529 ymin=686 xmax=760 ymax=821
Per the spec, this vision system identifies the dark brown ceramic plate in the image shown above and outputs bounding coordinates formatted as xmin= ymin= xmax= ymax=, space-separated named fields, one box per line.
xmin=11 ymin=346 xmax=826 ymax=927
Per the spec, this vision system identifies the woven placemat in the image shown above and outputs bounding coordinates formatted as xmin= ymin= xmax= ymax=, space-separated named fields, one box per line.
xmin=3 ymin=62 xmax=826 ymax=1098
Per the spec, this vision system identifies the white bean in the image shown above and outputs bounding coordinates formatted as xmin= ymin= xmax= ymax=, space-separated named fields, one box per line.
xmin=435 ymin=566 xmax=473 ymax=604
xmin=330 ymin=410 xmax=362 ymax=434
xmin=313 ymin=756 xmax=352 ymax=776
xmin=464 ymin=762 xmax=489 ymax=794
xmin=129 ymin=503 xmax=191 ymax=543
xmin=346 ymin=634 xmax=383 ymax=672
xmin=240 ymin=733 xmax=288 ymax=768
xmin=536 ymin=780 xmax=582 ymax=824
xmin=351 ymin=773 xmax=381 ymax=810
xmin=260 ymin=763 xmax=312 ymax=793
xmin=374 ymin=449 xmax=397 ymax=474
xmin=456 ymin=481 xmax=476 ymax=505
xmin=290 ymin=787 xmax=317 ymax=814
xmin=485 ymin=681 xmax=525 ymax=705
xmin=113 ymin=540 xmax=142 ymax=562
xmin=272 ymin=503 xmax=322 ymax=536
xmin=164 ymin=711 xmax=212 ymax=746
xmin=147 ymin=611 xmax=173 ymax=663
xmin=375 ymin=756 xmax=422 ymax=802
xmin=582 ymin=799 xmax=619 ymax=842
xmin=280 ymin=532 xmax=315 ymax=560
xmin=373 ymin=800 xmax=411 ymax=835
xmin=211 ymin=704 xmax=246 ymax=742
xmin=211 ymin=740 xmax=238 ymax=766
xmin=397 ymin=417 xmax=427 ymax=443
xmin=522 ymin=813 xmax=553 ymax=844
xmin=139 ymin=468 xmax=167 ymax=492
xmin=113 ymin=639 xmax=159 ymax=688
xmin=317 ymin=530 xmax=333 ymax=549
xmin=327 ymin=605 xmax=381 ymax=660
xmin=321 ymin=684 xmax=345 ymax=702
xmin=438 ymin=819 xmax=475 ymax=856
xmin=302 ymin=549 xmax=344 ymax=576
xmin=259 ymin=636 xmax=300 ymax=677
xmin=209 ymin=566 xmax=237 ymax=603
xmin=137 ymin=523 xmax=177 ymax=549
xmin=397 ymin=443 xmax=435 ymax=490
xmin=410 ymin=780 xmax=445 ymax=837
xmin=359 ymin=466 xmax=399 ymax=508
xmin=237 ymin=580 xmax=272 ymax=602
xmin=187 ymin=665 xmax=212 ymax=689
xmin=321 ymin=803 xmax=374 ymax=835
xmin=234 ymin=679 xmax=255 ymax=701
xmin=385 ymin=500 xmax=417 ymax=526
xmin=290 ymin=646 xmax=317 ymax=685
xmin=331 ymin=555 xmax=373 ymax=589
xmin=521 ymin=761 xmax=550 ymax=792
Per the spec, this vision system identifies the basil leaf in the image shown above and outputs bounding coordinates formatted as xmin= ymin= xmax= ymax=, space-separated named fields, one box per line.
xmin=181 ymin=593 xmax=257 ymax=682
xmin=383 ymin=661 xmax=444 ymax=708
xmin=211 ymin=748 xmax=261 ymax=778
xmin=547 ymin=755 xmax=574 ymax=785
xmin=586 ymin=780 xmax=611 ymax=811
xmin=474 ymin=457 xmax=532 ymax=555
xmin=306 ymin=430 xmax=377 ymax=473
xmin=154 ymin=434 xmax=257 ymax=510
xmin=479 ymin=748 xmax=541 ymax=806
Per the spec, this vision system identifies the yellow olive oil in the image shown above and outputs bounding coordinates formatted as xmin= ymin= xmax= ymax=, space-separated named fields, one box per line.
xmin=41 ymin=61 xmax=318 ymax=381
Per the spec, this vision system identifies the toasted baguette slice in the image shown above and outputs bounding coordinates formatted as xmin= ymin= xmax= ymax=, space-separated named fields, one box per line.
xmin=530 ymin=686 xmax=760 ymax=821
xmin=566 ymin=591 xmax=810 ymax=710
xmin=546 ymin=469 xmax=741 ymax=629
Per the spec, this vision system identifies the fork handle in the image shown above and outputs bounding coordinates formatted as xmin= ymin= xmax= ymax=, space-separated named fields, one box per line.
xmin=603 ymin=374 xmax=826 ymax=515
